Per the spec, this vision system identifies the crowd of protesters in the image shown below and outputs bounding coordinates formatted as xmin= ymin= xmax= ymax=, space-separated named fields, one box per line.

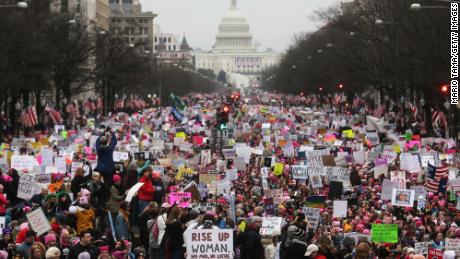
xmin=0 ymin=91 xmax=457 ymax=259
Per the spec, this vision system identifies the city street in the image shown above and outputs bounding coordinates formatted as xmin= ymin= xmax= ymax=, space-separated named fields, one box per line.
xmin=0 ymin=0 xmax=458 ymax=259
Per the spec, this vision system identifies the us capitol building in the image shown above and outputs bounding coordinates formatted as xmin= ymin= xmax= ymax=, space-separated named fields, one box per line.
xmin=193 ymin=0 xmax=280 ymax=88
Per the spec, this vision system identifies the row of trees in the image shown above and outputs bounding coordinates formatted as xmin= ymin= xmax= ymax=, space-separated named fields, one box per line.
xmin=263 ymin=0 xmax=455 ymax=136
xmin=264 ymin=0 xmax=449 ymax=104
xmin=0 ymin=0 xmax=223 ymax=119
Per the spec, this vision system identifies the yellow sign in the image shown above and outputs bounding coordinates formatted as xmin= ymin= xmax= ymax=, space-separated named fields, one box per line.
xmin=343 ymin=129 xmax=355 ymax=139
xmin=274 ymin=163 xmax=283 ymax=176
xmin=176 ymin=132 xmax=186 ymax=139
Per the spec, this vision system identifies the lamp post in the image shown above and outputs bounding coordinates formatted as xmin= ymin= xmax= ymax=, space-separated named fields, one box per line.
xmin=0 ymin=2 xmax=27 ymax=8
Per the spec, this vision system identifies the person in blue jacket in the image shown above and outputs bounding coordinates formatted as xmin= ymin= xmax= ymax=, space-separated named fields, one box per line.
xmin=94 ymin=127 xmax=117 ymax=192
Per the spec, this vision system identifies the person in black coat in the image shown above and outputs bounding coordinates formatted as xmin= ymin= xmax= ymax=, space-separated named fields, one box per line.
xmin=94 ymin=128 xmax=117 ymax=191
xmin=237 ymin=217 xmax=265 ymax=259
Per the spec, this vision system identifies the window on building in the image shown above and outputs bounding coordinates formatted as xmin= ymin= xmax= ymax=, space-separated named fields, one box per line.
xmin=168 ymin=37 xmax=171 ymax=43
xmin=155 ymin=46 xmax=158 ymax=50
xmin=173 ymin=45 xmax=176 ymax=50
xmin=168 ymin=46 xmax=171 ymax=51
xmin=109 ymin=0 xmax=117 ymax=4
xmin=154 ymin=37 xmax=157 ymax=43
xmin=122 ymin=0 xmax=132 ymax=4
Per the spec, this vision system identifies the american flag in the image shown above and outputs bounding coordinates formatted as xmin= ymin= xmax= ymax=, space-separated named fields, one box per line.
xmin=426 ymin=163 xmax=449 ymax=193
xmin=408 ymin=102 xmax=418 ymax=119
xmin=432 ymin=109 xmax=447 ymax=133
xmin=115 ymin=99 xmax=124 ymax=110
xmin=282 ymin=141 xmax=295 ymax=158
xmin=352 ymin=96 xmax=362 ymax=109
xmin=45 ymin=104 xmax=63 ymax=125
xmin=20 ymin=106 xmax=38 ymax=128
xmin=373 ymin=104 xmax=384 ymax=118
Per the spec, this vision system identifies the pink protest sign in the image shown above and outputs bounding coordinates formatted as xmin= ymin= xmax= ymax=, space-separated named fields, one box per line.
xmin=169 ymin=192 xmax=192 ymax=208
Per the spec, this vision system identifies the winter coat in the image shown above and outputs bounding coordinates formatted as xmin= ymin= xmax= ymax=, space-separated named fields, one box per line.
xmin=115 ymin=212 xmax=132 ymax=241
xmin=138 ymin=176 xmax=155 ymax=201
xmin=94 ymin=133 xmax=117 ymax=175
xmin=107 ymin=185 xmax=125 ymax=213
xmin=0 ymin=193 xmax=9 ymax=215
xmin=69 ymin=206 xmax=95 ymax=235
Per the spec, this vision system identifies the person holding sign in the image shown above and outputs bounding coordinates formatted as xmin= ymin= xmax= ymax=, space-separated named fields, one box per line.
xmin=94 ymin=127 xmax=117 ymax=191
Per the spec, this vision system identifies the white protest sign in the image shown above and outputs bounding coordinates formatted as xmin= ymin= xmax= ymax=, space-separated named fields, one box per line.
xmin=236 ymin=145 xmax=252 ymax=164
xmin=35 ymin=174 xmax=52 ymax=185
xmin=305 ymin=153 xmax=323 ymax=167
xmin=390 ymin=171 xmax=407 ymax=189
xmin=226 ymin=168 xmax=238 ymax=182
xmin=291 ymin=165 xmax=308 ymax=179
xmin=11 ymin=155 xmax=38 ymax=172
xmin=446 ymin=238 xmax=460 ymax=254
xmin=54 ymin=157 xmax=67 ymax=174
xmin=113 ymin=151 xmax=129 ymax=162
xmin=381 ymin=179 xmax=398 ymax=200
xmin=185 ymin=229 xmax=233 ymax=259
xmin=414 ymin=242 xmax=428 ymax=256
xmin=391 ymin=188 xmax=415 ymax=207
xmin=17 ymin=172 xmax=41 ymax=200
xmin=333 ymin=200 xmax=348 ymax=218
xmin=201 ymin=150 xmax=211 ymax=166
xmin=353 ymin=151 xmax=365 ymax=165
xmin=26 ymin=208 xmax=51 ymax=236
xmin=40 ymin=147 xmax=54 ymax=167
xmin=302 ymin=207 xmax=320 ymax=230
xmin=260 ymin=217 xmax=283 ymax=236
xmin=125 ymin=182 xmax=144 ymax=202
xmin=400 ymin=153 xmax=421 ymax=173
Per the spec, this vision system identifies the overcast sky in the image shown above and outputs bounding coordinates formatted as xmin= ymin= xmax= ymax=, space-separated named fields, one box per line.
xmin=139 ymin=0 xmax=340 ymax=52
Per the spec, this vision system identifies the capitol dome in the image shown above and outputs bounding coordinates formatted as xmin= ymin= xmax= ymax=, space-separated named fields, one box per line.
xmin=213 ymin=0 xmax=255 ymax=53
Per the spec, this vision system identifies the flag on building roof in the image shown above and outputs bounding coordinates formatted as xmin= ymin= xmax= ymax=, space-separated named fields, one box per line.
xmin=426 ymin=163 xmax=449 ymax=193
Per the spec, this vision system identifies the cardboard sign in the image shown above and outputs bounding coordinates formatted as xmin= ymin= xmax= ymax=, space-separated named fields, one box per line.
xmin=302 ymin=207 xmax=320 ymax=230
xmin=291 ymin=165 xmax=308 ymax=179
xmin=391 ymin=188 xmax=415 ymax=207
xmin=381 ymin=179 xmax=398 ymax=200
xmin=371 ymin=224 xmax=398 ymax=243
xmin=445 ymin=238 xmax=460 ymax=254
xmin=259 ymin=217 xmax=283 ymax=236
xmin=113 ymin=151 xmax=129 ymax=162
xmin=199 ymin=174 xmax=218 ymax=185
xmin=169 ymin=192 xmax=192 ymax=208
xmin=415 ymin=242 xmax=428 ymax=256
xmin=35 ymin=174 xmax=52 ymax=184
xmin=274 ymin=163 xmax=283 ymax=176
xmin=11 ymin=155 xmax=37 ymax=172
xmin=333 ymin=200 xmax=348 ymax=218
xmin=185 ymin=229 xmax=233 ymax=259
xmin=390 ymin=171 xmax=407 ymax=189
xmin=26 ymin=208 xmax=51 ymax=236
xmin=17 ymin=172 xmax=41 ymax=200
xmin=305 ymin=153 xmax=323 ymax=167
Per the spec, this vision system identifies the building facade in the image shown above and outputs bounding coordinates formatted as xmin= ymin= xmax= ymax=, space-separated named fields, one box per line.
xmin=50 ymin=0 xmax=110 ymax=31
xmin=109 ymin=0 xmax=156 ymax=51
xmin=193 ymin=0 xmax=279 ymax=88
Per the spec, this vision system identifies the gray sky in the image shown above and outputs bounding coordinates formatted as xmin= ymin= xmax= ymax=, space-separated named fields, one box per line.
xmin=140 ymin=0 xmax=340 ymax=52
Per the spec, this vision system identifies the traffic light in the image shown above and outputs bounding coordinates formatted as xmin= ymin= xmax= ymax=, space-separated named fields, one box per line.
xmin=217 ymin=105 xmax=230 ymax=130
xmin=441 ymin=84 xmax=449 ymax=94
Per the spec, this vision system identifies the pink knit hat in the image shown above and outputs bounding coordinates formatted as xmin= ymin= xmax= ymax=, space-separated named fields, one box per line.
xmin=44 ymin=233 xmax=56 ymax=245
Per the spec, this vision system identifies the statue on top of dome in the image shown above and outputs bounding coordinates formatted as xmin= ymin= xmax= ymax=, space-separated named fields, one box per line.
xmin=231 ymin=0 xmax=237 ymax=8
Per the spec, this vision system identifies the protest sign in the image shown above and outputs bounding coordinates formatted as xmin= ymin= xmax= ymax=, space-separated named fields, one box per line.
xmin=391 ymin=188 xmax=415 ymax=207
xmin=302 ymin=207 xmax=320 ymax=230
xmin=26 ymin=208 xmax=51 ymax=236
xmin=169 ymin=192 xmax=192 ymax=208
xmin=11 ymin=155 xmax=37 ymax=172
xmin=113 ymin=151 xmax=129 ymax=162
xmin=17 ymin=172 xmax=41 ymax=200
xmin=445 ymin=238 xmax=460 ymax=254
xmin=199 ymin=173 xmax=218 ymax=185
xmin=371 ymin=224 xmax=398 ymax=243
xmin=291 ymin=165 xmax=308 ymax=179
xmin=201 ymin=150 xmax=211 ymax=166
xmin=381 ymin=179 xmax=398 ymax=200
xmin=259 ymin=217 xmax=283 ymax=236
xmin=305 ymin=153 xmax=323 ymax=167
xmin=353 ymin=151 xmax=365 ymax=165
xmin=226 ymin=168 xmax=238 ymax=181
xmin=125 ymin=183 xmax=144 ymax=202
xmin=274 ymin=163 xmax=283 ymax=176
xmin=40 ymin=147 xmax=54 ymax=166
xmin=390 ymin=171 xmax=407 ymax=189
xmin=333 ymin=200 xmax=347 ymax=218
xmin=265 ymin=189 xmax=283 ymax=205
xmin=415 ymin=242 xmax=428 ymax=256
xmin=185 ymin=229 xmax=233 ymax=259
xmin=35 ymin=174 xmax=52 ymax=185
xmin=309 ymin=171 xmax=323 ymax=188
xmin=428 ymin=248 xmax=443 ymax=259
xmin=400 ymin=153 xmax=421 ymax=173
xmin=264 ymin=198 xmax=275 ymax=216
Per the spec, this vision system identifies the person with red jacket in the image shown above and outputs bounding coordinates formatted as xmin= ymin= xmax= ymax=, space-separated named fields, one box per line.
xmin=138 ymin=167 xmax=155 ymax=215
xmin=0 ymin=184 xmax=9 ymax=216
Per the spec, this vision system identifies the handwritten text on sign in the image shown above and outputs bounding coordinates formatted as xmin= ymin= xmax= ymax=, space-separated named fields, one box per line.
xmin=185 ymin=229 xmax=233 ymax=259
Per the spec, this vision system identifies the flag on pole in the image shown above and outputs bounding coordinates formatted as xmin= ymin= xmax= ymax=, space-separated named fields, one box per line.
xmin=169 ymin=93 xmax=186 ymax=111
xmin=20 ymin=106 xmax=38 ymax=127
xmin=45 ymin=104 xmax=63 ymax=125
xmin=373 ymin=104 xmax=384 ymax=118
xmin=426 ymin=163 xmax=449 ymax=193
xmin=407 ymin=102 xmax=418 ymax=119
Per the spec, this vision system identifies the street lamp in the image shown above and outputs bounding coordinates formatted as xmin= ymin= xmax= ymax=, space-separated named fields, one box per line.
xmin=349 ymin=31 xmax=356 ymax=36
xmin=410 ymin=2 xmax=449 ymax=10
xmin=326 ymin=43 xmax=334 ymax=48
xmin=375 ymin=19 xmax=385 ymax=26
xmin=317 ymin=49 xmax=323 ymax=53
xmin=0 ymin=1 xmax=27 ymax=8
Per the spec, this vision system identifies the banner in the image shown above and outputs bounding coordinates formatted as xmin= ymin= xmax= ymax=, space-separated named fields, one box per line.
xmin=428 ymin=247 xmax=443 ymax=259
xmin=445 ymin=238 xmax=460 ymax=253
xmin=11 ymin=155 xmax=37 ymax=172
xmin=185 ymin=229 xmax=233 ymax=259
xmin=26 ymin=208 xmax=51 ymax=236
xmin=371 ymin=224 xmax=398 ymax=243
xmin=414 ymin=242 xmax=428 ymax=256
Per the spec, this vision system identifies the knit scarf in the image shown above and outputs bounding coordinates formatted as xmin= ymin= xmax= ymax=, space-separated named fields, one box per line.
xmin=119 ymin=208 xmax=130 ymax=229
